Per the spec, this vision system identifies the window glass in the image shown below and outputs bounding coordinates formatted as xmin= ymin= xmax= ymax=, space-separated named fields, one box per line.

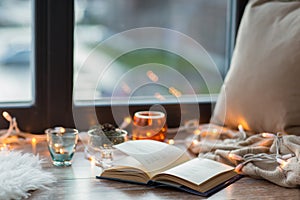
xmin=74 ymin=0 xmax=228 ymax=104
xmin=0 ymin=0 xmax=33 ymax=105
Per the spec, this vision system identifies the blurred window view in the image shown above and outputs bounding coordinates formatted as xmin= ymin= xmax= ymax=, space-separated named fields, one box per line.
xmin=74 ymin=0 xmax=229 ymax=104
xmin=0 ymin=0 xmax=33 ymax=104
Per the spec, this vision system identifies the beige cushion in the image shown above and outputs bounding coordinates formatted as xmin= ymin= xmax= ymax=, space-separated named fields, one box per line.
xmin=211 ymin=0 xmax=300 ymax=135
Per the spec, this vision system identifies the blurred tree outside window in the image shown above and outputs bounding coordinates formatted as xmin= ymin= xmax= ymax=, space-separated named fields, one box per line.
xmin=74 ymin=0 xmax=229 ymax=105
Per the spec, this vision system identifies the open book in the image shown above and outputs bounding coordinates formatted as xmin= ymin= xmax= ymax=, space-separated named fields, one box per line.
xmin=97 ymin=140 xmax=241 ymax=196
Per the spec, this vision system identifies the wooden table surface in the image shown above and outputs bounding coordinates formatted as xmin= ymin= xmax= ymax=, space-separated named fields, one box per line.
xmin=14 ymin=137 xmax=299 ymax=200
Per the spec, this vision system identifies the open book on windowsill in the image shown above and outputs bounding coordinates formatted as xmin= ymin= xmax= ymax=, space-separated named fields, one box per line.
xmin=97 ymin=140 xmax=242 ymax=196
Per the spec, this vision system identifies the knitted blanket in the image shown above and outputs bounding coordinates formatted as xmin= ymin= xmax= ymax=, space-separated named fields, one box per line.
xmin=189 ymin=124 xmax=300 ymax=188
xmin=0 ymin=151 xmax=56 ymax=200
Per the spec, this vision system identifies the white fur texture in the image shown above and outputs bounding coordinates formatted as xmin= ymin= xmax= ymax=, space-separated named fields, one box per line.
xmin=0 ymin=151 xmax=56 ymax=200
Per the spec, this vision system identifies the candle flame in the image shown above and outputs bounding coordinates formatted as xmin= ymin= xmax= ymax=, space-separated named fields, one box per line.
xmin=31 ymin=137 xmax=37 ymax=144
xmin=59 ymin=127 xmax=65 ymax=133
xmin=121 ymin=82 xmax=132 ymax=94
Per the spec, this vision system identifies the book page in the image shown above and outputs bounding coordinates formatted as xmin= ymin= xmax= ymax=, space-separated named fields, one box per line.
xmin=160 ymin=158 xmax=234 ymax=185
xmin=114 ymin=140 xmax=189 ymax=173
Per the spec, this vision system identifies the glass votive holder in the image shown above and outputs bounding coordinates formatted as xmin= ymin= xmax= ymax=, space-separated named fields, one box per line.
xmin=132 ymin=111 xmax=167 ymax=142
xmin=45 ymin=127 xmax=79 ymax=167
xmin=86 ymin=128 xmax=127 ymax=168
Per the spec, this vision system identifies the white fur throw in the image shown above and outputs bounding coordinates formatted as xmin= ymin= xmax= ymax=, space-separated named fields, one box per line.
xmin=0 ymin=151 xmax=56 ymax=200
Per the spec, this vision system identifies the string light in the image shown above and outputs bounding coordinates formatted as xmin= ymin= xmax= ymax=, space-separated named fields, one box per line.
xmin=276 ymin=158 xmax=288 ymax=168
xmin=262 ymin=133 xmax=275 ymax=138
xmin=192 ymin=139 xmax=199 ymax=145
xmin=119 ymin=117 xmax=132 ymax=129
xmin=193 ymin=129 xmax=201 ymax=135
xmin=238 ymin=124 xmax=247 ymax=139
xmin=228 ymin=153 xmax=243 ymax=161
xmin=168 ymin=139 xmax=175 ymax=145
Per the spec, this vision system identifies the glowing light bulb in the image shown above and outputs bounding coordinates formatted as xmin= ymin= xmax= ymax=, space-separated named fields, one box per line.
xmin=262 ymin=133 xmax=275 ymax=138
xmin=168 ymin=139 xmax=175 ymax=145
xmin=192 ymin=139 xmax=199 ymax=145
xmin=2 ymin=111 xmax=12 ymax=122
xmin=277 ymin=158 xmax=288 ymax=168
xmin=238 ymin=124 xmax=244 ymax=132
xmin=228 ymin=153 xmax=243 ymax=161
xmin=193 ymin=129 xmax=201 ymax=135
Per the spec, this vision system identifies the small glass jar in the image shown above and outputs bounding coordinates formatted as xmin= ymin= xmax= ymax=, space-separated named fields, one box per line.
xmin=86 ymin=128 xmax=127 ymax=168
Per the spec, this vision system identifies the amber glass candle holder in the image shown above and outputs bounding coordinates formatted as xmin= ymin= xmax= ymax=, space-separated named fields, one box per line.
xmin=132 ymin=111 xmax=167 ymax=142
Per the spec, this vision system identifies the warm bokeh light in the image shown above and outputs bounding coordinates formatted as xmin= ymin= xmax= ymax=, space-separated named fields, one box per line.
xmin=236 ymin=118 xmax=250 ymax=131
xmin=121 ymin=82 xmax=132 ymax=94
xmin=59 ymin=148 xmax=64 ymax=154
xmin=168 ymin=139 xmax=175 ymax=145
xmin=147 ymin=70 xmax=159 ymax=82
xmin=192 ymin=139 xmax=199 ymax=145
xmin=90 ymin=156 xmax=96 ymax=166
xmin=169 ymin=87 xmax=182 ymax=97
xmin=146 ymin=132 xmax=152 ymax=137
xmin=2 ymin=111 xmax=12 ymax=122
xmin=262 ymin=133 xmax=275 ymax=138
xmin=277 ymin=158 xmax=288 ymax=168
xmin=228 ymin=153 xmax=243 ymax=161
xmin=154 ymin=92 xmax=166 ymax=101
xmin=120 ymin=116 xmax=132 ymax=129
xmin=193 ymin=129 xmax=201 ymax=135
xmin=0 ymin=143 xmax=8 ymax=151
xmin=124 ymin=117 xmax=132 ymax=124
xmin=31 ymin=137 xmax=37 ymax=144
xmin=235 ymin=163 xmax=244 ymax=173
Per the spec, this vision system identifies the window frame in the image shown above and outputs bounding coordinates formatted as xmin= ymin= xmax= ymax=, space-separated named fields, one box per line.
xmin=0 ymin=0 xmax=248 ymax=133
